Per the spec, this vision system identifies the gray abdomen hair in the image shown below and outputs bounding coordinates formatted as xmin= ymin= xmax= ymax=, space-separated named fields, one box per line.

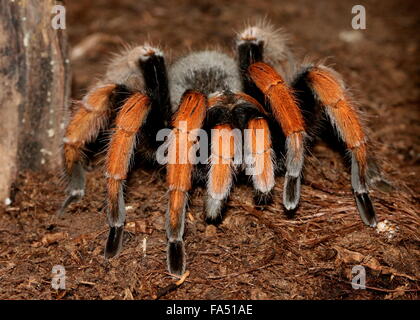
xmin=169 ymin=51 xmax=242 ymax=110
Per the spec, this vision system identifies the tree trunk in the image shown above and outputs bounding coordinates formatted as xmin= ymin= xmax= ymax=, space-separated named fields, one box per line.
xmin=0 ymin=0 xmax=70 ymax=203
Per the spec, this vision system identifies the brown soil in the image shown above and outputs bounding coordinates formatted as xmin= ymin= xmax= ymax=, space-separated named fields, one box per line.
xmin=0 ymin=0 xmax=419 ymax=300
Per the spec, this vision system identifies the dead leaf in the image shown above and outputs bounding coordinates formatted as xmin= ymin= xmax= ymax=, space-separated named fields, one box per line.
xmin=334 ymin=246 xmax=417 ymax=281
xmin=41 ymin=232 xmax=68 ymax=246
xmin=126 ymin=220 xmax=152 ymax=234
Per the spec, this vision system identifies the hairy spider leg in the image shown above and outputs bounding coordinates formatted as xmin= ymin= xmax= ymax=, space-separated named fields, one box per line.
xmin=60 ymin=84 xmax=118 ymax=215
xmin=138 ymin=47 xmax=172 ymax=134
xmin=248 ymin=62 xmax=306 ymax=211
xmin=166 ymin=91 xmax=207 ymax=275
xmin=105 ymin=93 xmax=151 ymax=258
xmin=244 ymin=116 xmax=275 ymax=205
xmin=299 ymin=65 xmax=377 ymax=226
xmin=206 ymin=121 xmax=237 ymax=220
xmin=105 ymin=46 xmax=171 ymax=257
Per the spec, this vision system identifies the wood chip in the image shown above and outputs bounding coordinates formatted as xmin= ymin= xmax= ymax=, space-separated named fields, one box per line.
xmin=40 ymin=232 xmax=68 ymax=246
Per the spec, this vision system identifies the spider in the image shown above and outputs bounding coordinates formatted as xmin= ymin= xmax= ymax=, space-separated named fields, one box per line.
xmin=60 ymin=22 xmax=387 ymax=275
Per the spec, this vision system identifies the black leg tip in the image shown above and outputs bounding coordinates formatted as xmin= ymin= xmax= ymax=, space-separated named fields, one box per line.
xmin=204 ymin=198 xmax=226 ymax=225
xmin=204 ymin=202 xmax=224 ymax=225
xmin=284 ymin=206 xmax=299 ymax=219
xmin=373 ymin=179 xmax=394 ymax=193
xmin=167 ymin=240 xmax=186 ymax=276
xmin=104 ymin=226 xmax=124 ymax=259
xmin=205 ymin=215 xmax=223 ymax=225
xmin=57 ymin=194 xmax=81 ymax=217
xmin=284 ymin=176 xmax=300 ymax=211
xmin=253 ymin=191 xmax=273 ymax=208
xmin=355 ymin=192 xmax=377 ymax=227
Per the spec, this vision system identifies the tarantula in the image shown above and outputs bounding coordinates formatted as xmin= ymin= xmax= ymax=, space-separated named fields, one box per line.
xmin=60 ymin=23 xmax=385 ymax=275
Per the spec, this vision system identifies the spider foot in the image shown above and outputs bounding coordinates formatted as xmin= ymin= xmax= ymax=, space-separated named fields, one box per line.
xmin=367 ymin=158 xmax=394 ymax=193
xmin=205 ymin=195 xmax=227 ymax=222
xmin=372 ymin=179 xmax=394 ymax=193
xmin=167 ymin=240 xmax=186 ymax=276
xmin=57 ymin=190 xmax=84 ymax=217
xmin=254 ymin=190 xmax=273 ymax=208
xmin=104 ymin=226 xmax=124 ymax=259
xmin=283 ymin=175 xmax=301 ymax=211
xmin=58 ymin=161 xmax=85 ymax=216
xmin=355 ymin=192 xmax=377 ymax=227
xmin=205 ymin=214 xmax=223 ymax=226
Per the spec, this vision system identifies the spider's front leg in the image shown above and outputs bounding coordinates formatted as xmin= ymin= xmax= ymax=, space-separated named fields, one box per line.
xmin=299 ymin=65 xmax=377 ymax=226
xmin=60 ymin=84 xmax=119 ymax=215
xmin=104 ymin=45 xmax=171 ymax=257
xmin=237 ymin=29 xmax=306 ymax=211
xmin=206 ymin=123 xmax=236 ymax=220
xmin=166 ymin=91 xmax=207 ymax=275
xmin=248 ymin=62 xmax=307 ymax=211
xmin=203 ymin=102 xmax=239 ymax=221
xmin=231 ymin=98 xmax=276 ymax=205
xmin=104 ymin=93 xmax=151 ymax=257
xmin=244 ymin=116 xmax=276 ymax=205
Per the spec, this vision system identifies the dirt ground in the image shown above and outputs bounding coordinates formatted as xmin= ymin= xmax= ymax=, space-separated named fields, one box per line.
xmin=0 ymin=0 xmax=419 ymax=300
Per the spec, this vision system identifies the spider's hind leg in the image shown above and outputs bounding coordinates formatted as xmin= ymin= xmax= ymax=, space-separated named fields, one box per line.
xmin=59 ymin=84 xmax=119 ymax=215
xmin=296 ymin=64 xmax=379 ymax=226
xmin=366 ymin=158 xmax=393 ymax=192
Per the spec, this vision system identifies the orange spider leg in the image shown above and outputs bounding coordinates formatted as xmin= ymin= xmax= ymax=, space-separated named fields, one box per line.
xmin=245 ymin=117 xmax=275 ymax=203
xmin=59 ymin=84 xmax=117 ymax=214
xmin=206 ymin=124 xmax=237 ymax=220
xmin=104 ymin=93 xmax=151 ymax=258
xmin=306 ymin=66 xmax=376 ymax=226
xmin=248 ymin=62 xmax=306 ymax=210
xmin=166 ymin=91 xmax=207 ymax=275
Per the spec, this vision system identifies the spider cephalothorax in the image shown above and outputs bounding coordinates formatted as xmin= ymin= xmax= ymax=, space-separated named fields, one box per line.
xmin=60 ymin=22 xmax=386 ymax=275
